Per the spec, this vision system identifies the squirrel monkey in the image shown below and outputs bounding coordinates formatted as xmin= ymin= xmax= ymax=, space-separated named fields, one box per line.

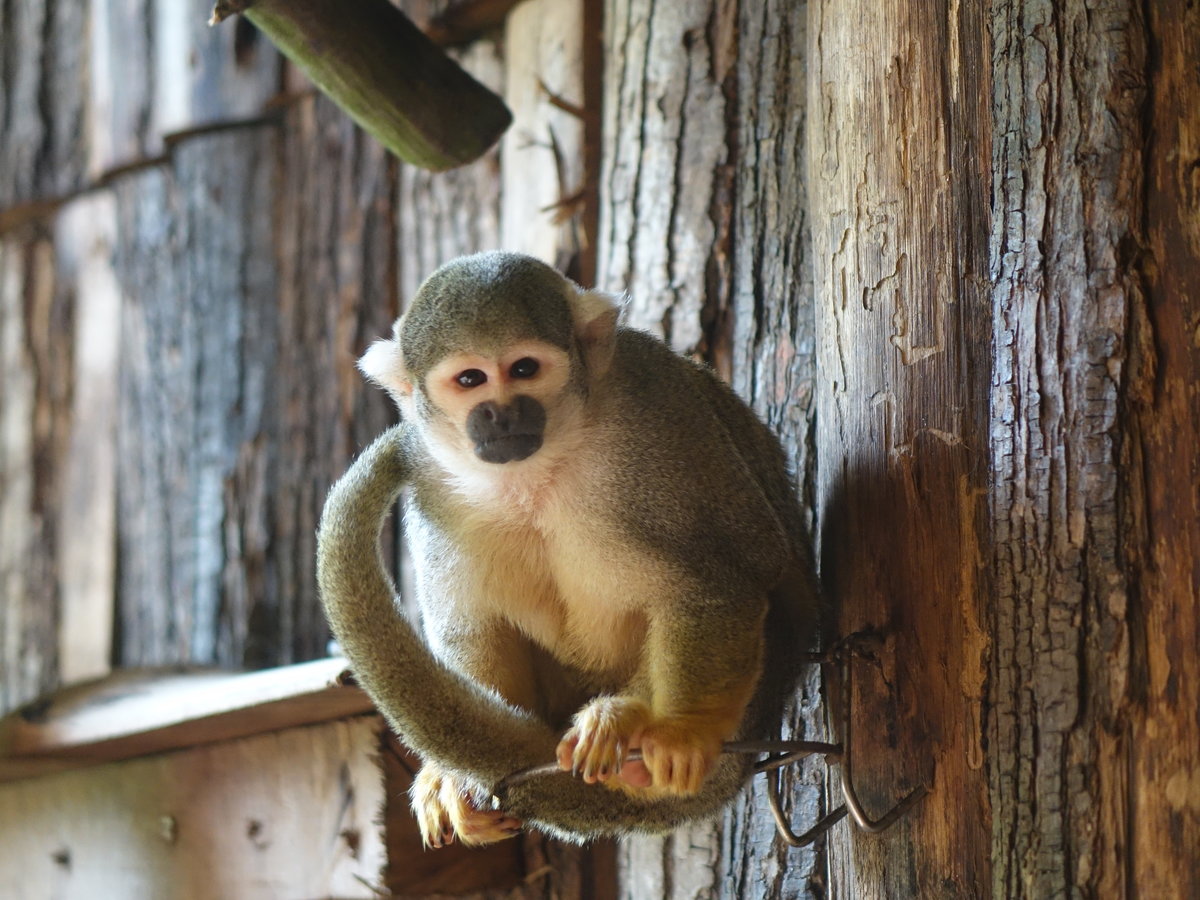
xmin=317 ymin=252 xmax=815 ymax=846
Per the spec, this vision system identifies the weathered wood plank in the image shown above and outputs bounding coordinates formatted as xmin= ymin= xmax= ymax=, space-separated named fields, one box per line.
xmin=0 ymin=224 xmax=84 ymax=715
xmin=0 ymin=192 xmax=122 ymax=715
xmin=272 ymin=93 xmax=399 ymax=663
xmin=53 ymin=194 xmax=121 ymax=686
xmin=90 ymin=0 xmax=281 ymax=176
xmin=112 ymin=126 xmax=280 ymax=668
xmin=500 ymin=0 xmax=590 ymax=274
xmin=0 ymin=0 xmax=89 ymax=211
xmin=0 ymin=717 xmax=388 ymax=899
xmin=0 ymin=658 xmax=373 ymax=781
xmin=110 ymin=108 xmax=395 ymax=670
xmin=809 ymin=0 xmax=993 ymax=895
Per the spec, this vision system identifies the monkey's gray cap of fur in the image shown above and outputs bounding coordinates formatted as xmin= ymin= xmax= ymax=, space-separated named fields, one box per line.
xmin=401 ymin=251 xmax=577 ymax=377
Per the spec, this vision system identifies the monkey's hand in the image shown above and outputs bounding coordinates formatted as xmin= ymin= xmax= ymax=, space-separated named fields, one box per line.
xmin=556 ymin=695 xmax=653 ymax=787
xmin=410 ymin=762 xmax=522 ymax=848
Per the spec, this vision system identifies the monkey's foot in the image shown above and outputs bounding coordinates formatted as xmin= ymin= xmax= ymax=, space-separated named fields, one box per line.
xmin=557 ymin=695 xmax=653 ymax=786
xmin=411 ymin=763 xmax=522 ymax=848
xmin=635 ymin=718 xmax=723 ymax=795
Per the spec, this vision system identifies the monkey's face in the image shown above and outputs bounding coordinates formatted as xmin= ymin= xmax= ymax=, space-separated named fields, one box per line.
xmin=420 ymin=340 xmax=578 ymax=467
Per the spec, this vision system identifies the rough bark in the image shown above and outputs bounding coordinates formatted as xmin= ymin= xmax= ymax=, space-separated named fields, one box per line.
xmin=809 ymin=0 xmax=993 ymax=896
xmin=600 ymin=1 xmax=828 ymax=896
xmin=89 ymin=0 xmax=280 ymax=175
xmin=0 ymin=0 xmax=89 ymax=211
xmin=989 ymin=1 xmax=1200 ymax=895
xmin=726 ymin=2 xmax=830 ymax=895
xmin=598 ymin=0 xmax=732 ymax=358
xmin=0 ymin=230 xmax=69 ymax=712
xmin=112 ymin=108 xmax=397 ymax=669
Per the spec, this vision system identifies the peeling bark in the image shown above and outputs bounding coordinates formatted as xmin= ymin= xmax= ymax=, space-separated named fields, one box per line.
xmin=810 ymin=0 xmax=993 ymax=895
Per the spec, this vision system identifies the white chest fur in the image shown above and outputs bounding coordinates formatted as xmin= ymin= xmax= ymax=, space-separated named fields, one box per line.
xmin=416 ymin=446 xmax=661 ymax=675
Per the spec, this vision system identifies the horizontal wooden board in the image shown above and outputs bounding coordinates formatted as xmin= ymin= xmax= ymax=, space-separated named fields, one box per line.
xmin=0 ymin=716 xmax=387 ymax=899
xmin=0 ymin=658 xmax=374 ymax=782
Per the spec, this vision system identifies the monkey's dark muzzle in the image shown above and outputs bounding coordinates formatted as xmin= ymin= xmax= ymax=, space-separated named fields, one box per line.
xmin=476 ymin=434 xmax=544 ymax=464
xmin=467 ymin=397 xmax=547 ymax=463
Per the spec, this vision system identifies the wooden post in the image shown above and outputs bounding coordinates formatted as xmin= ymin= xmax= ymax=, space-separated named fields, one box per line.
xmin=809 ymin=0 xmax=993 ymax=894
xmin=989 ymin=1 xmax=1200 ymax=895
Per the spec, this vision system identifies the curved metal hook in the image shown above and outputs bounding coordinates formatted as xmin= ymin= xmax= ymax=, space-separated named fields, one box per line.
xmin=491 ymin=643 xmax=929 ymax=846
xmin=835 ymin=641 xmax=929 ymax=833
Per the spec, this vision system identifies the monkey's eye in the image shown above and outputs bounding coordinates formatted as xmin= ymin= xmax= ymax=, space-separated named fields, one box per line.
xmin=456 ymin=369 xmax=487 ymax=388
xmin=510 ymin=358 xmax=540 ymax=379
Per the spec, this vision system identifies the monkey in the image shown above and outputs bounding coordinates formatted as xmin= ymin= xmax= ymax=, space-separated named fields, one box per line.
xmin=316 ymin=251 xmax=816 ymax=847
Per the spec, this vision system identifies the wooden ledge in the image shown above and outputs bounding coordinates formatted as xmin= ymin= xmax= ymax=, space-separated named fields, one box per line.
xmin=0 ymin=658 xmax=375 ymax=783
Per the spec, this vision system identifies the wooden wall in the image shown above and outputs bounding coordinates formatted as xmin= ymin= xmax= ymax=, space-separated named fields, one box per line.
xmin=0 ymin=0 xmax=590 ymax=702
xmin=2 ymin=0 xmax=1197 ymax=897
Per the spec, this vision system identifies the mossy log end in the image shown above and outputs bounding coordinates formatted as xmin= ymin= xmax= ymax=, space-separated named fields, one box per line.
xmin=211 ymin=0 xmax=512 ymax=171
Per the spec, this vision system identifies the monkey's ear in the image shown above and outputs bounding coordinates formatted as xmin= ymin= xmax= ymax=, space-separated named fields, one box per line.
xmin=571 ymin=289 xmax=620 ymax=378
xmin=358 ymin=335 xmax=413 ymax=402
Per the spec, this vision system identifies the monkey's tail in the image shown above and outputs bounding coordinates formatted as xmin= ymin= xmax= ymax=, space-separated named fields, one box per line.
xmin=316 ymin=425 xmax=559 ymax=784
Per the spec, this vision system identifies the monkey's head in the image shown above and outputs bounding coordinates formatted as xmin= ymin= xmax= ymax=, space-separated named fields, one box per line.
xmin=360 ymin=252 xmax=619 ymax=470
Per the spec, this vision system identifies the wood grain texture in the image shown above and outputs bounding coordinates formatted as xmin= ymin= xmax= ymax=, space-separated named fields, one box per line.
xmin=810 ymin=0 xmax=993 ymax=895
xmin=0 ymin=234 xmax=64 ymax=714
xmin=0 ymin=0 xmax=89 ymax=210
xmin=112 ymin=126 xmax=281 ymax=668
xmin=0 ymin=211 xmax=107 ymax=714
xmin=990 ymin=1 xmax=1200 ymax=895
xmin=0 ymin=659 xmax=373 ymax=781
xmin=725 ymin=3 xmax=830 ymax=895
xmin=112 ymin=111 xmax=396 ymax=670
xmin=272 ymin=94 xmax=399 ymax=663
xmin=598 ymin=0 xmax=732 ymax=356
xmin=90 ymin=0 xmax=280 ymax=176
xmin=601 ymin=1 xmax=829 ymax=896
xmin=53 ymin=194 xmax=121 ymax=686
xmin=0 ymin=716 xmax=387 ymax=899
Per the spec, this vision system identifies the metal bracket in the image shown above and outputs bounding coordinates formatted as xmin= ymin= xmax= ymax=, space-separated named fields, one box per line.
xmin=494 ymin=639 xmax=928 ymax=846
xmin=745 ymin=641 xmax=928 ymax=846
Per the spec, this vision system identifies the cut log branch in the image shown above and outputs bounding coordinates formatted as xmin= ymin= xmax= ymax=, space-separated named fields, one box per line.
xmin=210 ymin=0 xmax=512 ymax=171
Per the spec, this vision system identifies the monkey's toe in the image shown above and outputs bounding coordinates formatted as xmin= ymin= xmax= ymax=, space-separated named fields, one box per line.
xmin=411 ymin=762 xmax=520 ymax=848
xmin=637 ymin=722 xmax=721 ymax=795
xmin=558 ymin=695 xmax=652 ymax=785
xmin=456 ymin=808 xmax=523 ymax=846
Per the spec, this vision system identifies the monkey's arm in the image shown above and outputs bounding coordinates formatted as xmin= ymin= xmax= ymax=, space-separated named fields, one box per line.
xmin=316 ymin=425 xmax=558 ymax=783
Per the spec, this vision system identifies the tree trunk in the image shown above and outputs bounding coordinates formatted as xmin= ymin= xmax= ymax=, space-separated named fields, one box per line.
xmin=599 ymin=1 xmax=829 ymax=895
xmin=810 ymin=0 xmax=993 ymax=895
xmin=989 ymin=1 xmax=1199 ymax=895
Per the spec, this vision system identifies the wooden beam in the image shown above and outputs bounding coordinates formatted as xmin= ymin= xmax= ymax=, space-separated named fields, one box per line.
xmin=0 ymin=658 xmax=374 ymax=782
xmin=210 ymin=0 xmax=513 ymax=171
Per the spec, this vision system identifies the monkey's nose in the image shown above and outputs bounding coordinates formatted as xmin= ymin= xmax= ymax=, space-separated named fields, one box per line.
xmin=466 ymin=397 xmax=547 ymax=464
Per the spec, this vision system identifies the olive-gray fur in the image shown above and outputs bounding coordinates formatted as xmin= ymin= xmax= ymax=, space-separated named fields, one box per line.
xmin=316 ymin=252 xmax=815 ymax=840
